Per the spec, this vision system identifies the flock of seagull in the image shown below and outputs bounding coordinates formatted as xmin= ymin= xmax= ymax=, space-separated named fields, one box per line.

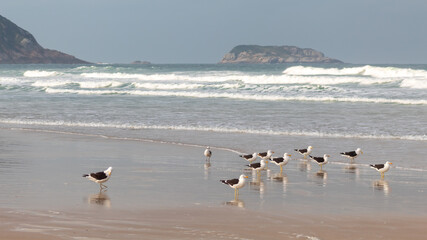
xmin=213 ymin=146 xmax=393 ymax=199
xmin=81 ymin=146 xmax=392 ymax=195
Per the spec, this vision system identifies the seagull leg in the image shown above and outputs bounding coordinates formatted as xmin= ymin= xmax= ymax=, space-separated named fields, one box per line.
xmin=320 ymin=165 xmax=323 ymax=171
xmin=381 ymin=172 xmax=384 ymax=179
xmin=280 ymin=166 xmax=283 ymax=174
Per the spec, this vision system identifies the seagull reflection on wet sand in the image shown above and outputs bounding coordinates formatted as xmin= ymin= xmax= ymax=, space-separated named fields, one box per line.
xmin=344 ymin=164 xmax=361 ymax=180
xmin=298 ymin=160 xmax=311 ymax=172
xmin=314 ymin=170 xmax=328 ymax=187
xmin=271 ymin=172 xmax=288 ymax=193
xmin=204 ymin=162 xmax=211 ymax=180
xmin=249 ymin=174 xmax=266 ymax=199
xmin=224 ymin=199 xmax=245 ymax=208
xmin=372 ymin=179 xmax=390 ymax=196
xmin=87 ymin=190 xmax=111 ymax=208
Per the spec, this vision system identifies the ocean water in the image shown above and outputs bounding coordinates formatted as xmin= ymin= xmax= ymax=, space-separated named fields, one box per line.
xmin=0 ymin=63 xmax=426 ymax=168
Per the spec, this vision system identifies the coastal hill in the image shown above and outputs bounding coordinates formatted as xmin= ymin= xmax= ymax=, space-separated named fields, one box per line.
xmin=220 ymin=45 xmax=342 ymax=64
xmin=0 ymin=15 xmax=88 ymax=64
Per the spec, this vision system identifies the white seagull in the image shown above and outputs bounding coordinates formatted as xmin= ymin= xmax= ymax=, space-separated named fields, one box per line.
xmin=294 ymin=146 xmax=313 ymax=159
xmin=370 ymin=161 xmax=393 ymax=179
xmin=204 ymin=146 xmax=212 ymax=162
xmin=340 ymin=148 xmax=363 ymax=163
xmin=220 ymin=174 xmax=249 ymax=199
xmin=310 ymin=154 xmax=330 ymax=171
xmin=83 ymin=167 xmax=113 ymax=190
xmin=270 ymin=153 xmax=292 ymax=173
xmin=239 ymin=152 xmax=257 ymax=164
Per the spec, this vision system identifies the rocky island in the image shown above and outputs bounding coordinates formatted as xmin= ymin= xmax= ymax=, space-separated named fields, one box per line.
xmin=0 ymin=15 xmax=88 ymax=64
xmin=220 ymin=45 xmax=342 ymax=64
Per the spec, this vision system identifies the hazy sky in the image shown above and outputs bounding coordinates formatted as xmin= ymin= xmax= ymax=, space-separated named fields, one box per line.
xmin=2 ymin=0 xmax=427 ymax=64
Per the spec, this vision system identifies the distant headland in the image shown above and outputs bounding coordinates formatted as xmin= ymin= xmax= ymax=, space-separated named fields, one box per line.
xmin=0 ymin=14 xmax=88 ymax=64
xmin=220 ymin=45 xmax=342 ymax=64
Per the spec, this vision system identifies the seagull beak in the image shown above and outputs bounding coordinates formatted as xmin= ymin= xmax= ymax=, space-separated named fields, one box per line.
xmin=244 ymin=175 xmax=248 ymax=178
xmin=389 ymin=162 xmax=393 ymax=165
xmin=288 ymin=154 xmax=292 ymax=157
xmin=361 ymin=151 xmax=364 ymax=154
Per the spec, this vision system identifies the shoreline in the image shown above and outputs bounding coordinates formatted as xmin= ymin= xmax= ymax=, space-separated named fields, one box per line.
xmin=1 ymin=127 xmax=426 ymax=239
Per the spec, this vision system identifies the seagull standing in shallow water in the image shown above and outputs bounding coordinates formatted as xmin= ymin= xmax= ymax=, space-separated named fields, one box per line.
xmin=220 ymin=174 xmax=248 ymax=199
xmin=310 ymin=154 xmax=330 ymax=171
xmin=247 ymin=159 xmax=268 ymax=175
xmin=370 ymin=161 xmax=392 ymax=179
xmin=83 ymin=167 xmax=113 ymax=190
xmin=258 ymin=150 xmax=274 ymax=160
xmin=258 ymin=150 xmax=274 ymax=169
xmin=204 ymin=146 xmax=212 ymax=162
xmin=239 ymin=152 xmax=257 ymax=164
xmin=270 ymin=153 xmax=292 ymax=173
xmin=340 ymin=148 xmax=363 ymax=163
xmin=294 ymin=146 xmax=313 ymax=159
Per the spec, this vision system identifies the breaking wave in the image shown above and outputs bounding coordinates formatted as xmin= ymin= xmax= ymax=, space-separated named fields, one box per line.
xmin=283 ymin=65 xmax=427 ymax=78
xmin=44 ymin=88 xmax=427 ymax=105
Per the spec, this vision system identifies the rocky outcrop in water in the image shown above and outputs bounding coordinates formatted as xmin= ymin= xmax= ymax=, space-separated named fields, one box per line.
xmin=220 ymin=45 xmax=342 ymax=64
xmin=0 ymin=14 xmax=89 ymax=64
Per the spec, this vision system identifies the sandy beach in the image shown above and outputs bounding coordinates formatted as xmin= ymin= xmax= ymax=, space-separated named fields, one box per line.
xmin=0 ymin=128 xmax=426 ymax=239
xmin=1 ymin=207 xmax=426 ymax=240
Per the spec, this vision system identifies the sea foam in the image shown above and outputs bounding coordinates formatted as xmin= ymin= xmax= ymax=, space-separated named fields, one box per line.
xmin=24 ymin=70 xmax=59 ymax=77
xmin=1 ymin=118 xmax=426 ymax=142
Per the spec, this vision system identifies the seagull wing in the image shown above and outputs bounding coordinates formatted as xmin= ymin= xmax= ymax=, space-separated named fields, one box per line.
xmin=90 ymin=171 xmax=108 ymax=180
xmin=247 ymin=162 xmax=261 ymax=169
xmin=341 ymin=151 xmax=357 ymax=157
xmin=221 ymin=178 xmax=239 ymax=186
xmin=370 ymin=164 xmax=384 ymax=170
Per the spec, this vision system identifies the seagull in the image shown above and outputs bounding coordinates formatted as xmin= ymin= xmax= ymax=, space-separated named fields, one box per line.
xmin=294 ymin=146 xmax=313 ymax=159
xmin=247 ymin=159 xmax=268 ymax=175
xmin=370 ymin=161 xmax=392 ymax=179
xmin=258 ymin=150 xmax=274 ymax=160
xmin=220 ymin=174 xmax=248 ymax=199
xmin=309 ymin=154 xmax=329 ymax=171
xmin=340 ymin=148 xmax=363 ymax=163
xmin=83 ymin=167 xmax=113 ymax=190
xmin=270 ymin=153 xmax=292 ymax=173
xmin=258 ymin=150 xmax=274 ymax=169
xmin=204 ymin=146 xmax=212 ymax=162
xmin=239 ymin=152 xmax=257 ymax=164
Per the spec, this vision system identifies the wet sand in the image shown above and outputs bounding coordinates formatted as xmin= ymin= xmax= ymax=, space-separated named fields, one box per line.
xmin=1 ymin=207 xmax=426 ymax=240
xmin=0 ymin=128 xmax=426 ymax=239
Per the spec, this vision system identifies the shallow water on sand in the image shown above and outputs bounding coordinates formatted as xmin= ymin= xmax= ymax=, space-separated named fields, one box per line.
xmin=0 ymin=128 xmax=425 ymax=218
